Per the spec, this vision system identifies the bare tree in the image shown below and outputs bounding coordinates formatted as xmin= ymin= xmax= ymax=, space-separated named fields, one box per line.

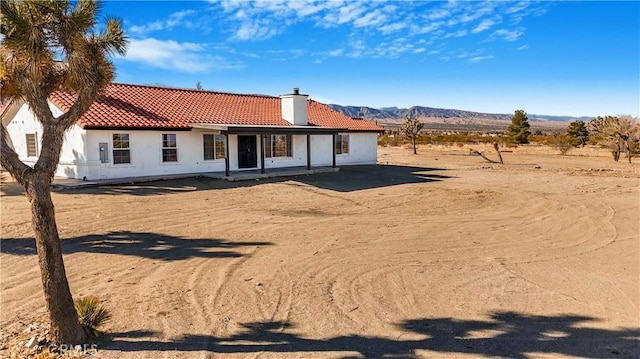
xmin=401 ymin=116 xmax=424 ymax=154
xmin=0 ymin=0 xmax=127 ymax=344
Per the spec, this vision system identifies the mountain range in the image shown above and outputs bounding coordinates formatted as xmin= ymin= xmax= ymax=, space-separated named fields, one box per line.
xmin=327 ymin=104 xmax=593 ymax=124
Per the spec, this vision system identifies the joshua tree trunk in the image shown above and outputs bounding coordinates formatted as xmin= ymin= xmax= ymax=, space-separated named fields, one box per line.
xmin=27 ymin=172 xmax=86 ymax=344
xmin=613 ymin=143 xmax=621 ymax=162
xmin=2 ymin=122 xmax=87 ymax=344
xmin=493 ymin=142 xmax=504 ymax=164
xmin=412 ymin=137 xmax=417 ymax=155
xmin=1 ymin=0 xmax=128 ymax=346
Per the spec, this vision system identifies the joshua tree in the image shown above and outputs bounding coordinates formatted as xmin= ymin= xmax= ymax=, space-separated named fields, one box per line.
xmin=0 ymin=0 xmax=127 ymax=344
xmin=401 ymin=115 xmax=424 ymax=154
xmin=589 ymin=115 xmax=640 ymax=163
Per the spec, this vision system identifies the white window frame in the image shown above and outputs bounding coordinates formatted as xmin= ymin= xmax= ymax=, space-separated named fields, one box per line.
xmin=112 ymin=133 xmax=131 ymax=165
xmin=162 ymin=133 xmax=178 ymax=163
xmin=203 ymin=133 xmax=226 ymax=161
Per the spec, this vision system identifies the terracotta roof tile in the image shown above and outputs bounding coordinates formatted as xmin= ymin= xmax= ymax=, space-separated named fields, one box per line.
xmin=49 ymin=83 xmax=383 ymax=132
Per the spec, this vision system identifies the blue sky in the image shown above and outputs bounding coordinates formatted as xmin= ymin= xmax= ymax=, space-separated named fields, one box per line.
xmin=104 ymin=1 xmax=640 ymax=117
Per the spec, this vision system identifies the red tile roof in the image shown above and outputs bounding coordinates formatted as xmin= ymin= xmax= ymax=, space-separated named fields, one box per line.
xmin=49 ymin=83 xmax=383 ymax=132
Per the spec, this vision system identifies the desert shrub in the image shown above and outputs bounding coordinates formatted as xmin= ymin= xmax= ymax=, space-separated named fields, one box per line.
xmin=75 ymin=296 xmax=111 ymax=336
xmin=528 ymin=134 xmax=550 ymax=144
xmin=418 ymin=133 xmax=498 ymax=146
xmin=548 ymin=134 xmax=575 ymax=155
xmin=377 ymin=134 xmax=389 ymax=146
xmin=377 ymin=134 xmax=404 ymax=147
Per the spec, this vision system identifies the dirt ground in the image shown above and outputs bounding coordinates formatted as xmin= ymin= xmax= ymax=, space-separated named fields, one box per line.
xmin=1 ymin=145 xmax=639 ymax=358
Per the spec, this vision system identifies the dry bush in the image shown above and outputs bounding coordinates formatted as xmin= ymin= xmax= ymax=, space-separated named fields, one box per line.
xmin=378 ymin=134 xmax=404 ymax=147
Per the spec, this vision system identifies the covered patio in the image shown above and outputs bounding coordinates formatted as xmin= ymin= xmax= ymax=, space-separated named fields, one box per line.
xmin=190 ymin=123 xmax=348 ymax=176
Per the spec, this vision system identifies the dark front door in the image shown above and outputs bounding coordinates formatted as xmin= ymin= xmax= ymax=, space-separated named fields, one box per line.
xmin=237 ymin=135 xmax=257 ymax=169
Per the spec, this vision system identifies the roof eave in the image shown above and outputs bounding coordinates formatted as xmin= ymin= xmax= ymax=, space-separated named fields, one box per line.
xmin=190 ymin=123 xmax=348 ymax=134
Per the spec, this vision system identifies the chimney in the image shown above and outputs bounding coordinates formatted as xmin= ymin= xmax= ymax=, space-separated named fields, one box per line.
xmin=280 ymin=87 xmax=308 ymax=126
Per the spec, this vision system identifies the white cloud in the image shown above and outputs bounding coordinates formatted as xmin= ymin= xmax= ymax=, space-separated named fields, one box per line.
xmin=380 ymin=22 xmax=406 ymax=34
xmin=328 ymin=48 xmax=344 ymax=57
xmin=472 ymin=18 xmax=498 ymax=34
xmin=147 ymin=1 xmax=548 ymax=62
xmin=506 ymin=1 xmax=529 ymax=15
xmin=426 ymin=8 xmax=451 ymax=20
xmin=124 ymin=38 xmax=240 ymax=73
xmin=232 ymin=20 xmax=279 ymax=40
xmin=444 ymin=29 xmax=468 ymax=39
xmin=412 ymin=21 xmax=444 ymax=35
xmin=354 ymin=9 xmax=386 ymax=28
xmin=129 ymin=21 xmax=164 ymax=34
xmin=468 ymin=55 xmax=495 ymax=63
xmin=337 ymin=2 xmax=367 ymax=24
xmin=129 ymin=10 xmax=196 ymax=35
xmin=490 ymin=28 xmax=524 ymax=41
xmin=517 ymin=44 xmax=530 ymax=50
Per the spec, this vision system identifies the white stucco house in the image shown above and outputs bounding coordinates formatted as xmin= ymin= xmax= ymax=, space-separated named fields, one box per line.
xmin=1 ymin=83 xmax=383 ymax=180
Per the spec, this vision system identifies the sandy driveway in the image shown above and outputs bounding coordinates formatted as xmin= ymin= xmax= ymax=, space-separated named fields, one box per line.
xmin=1 ymin=145 xmax=638 ymax=358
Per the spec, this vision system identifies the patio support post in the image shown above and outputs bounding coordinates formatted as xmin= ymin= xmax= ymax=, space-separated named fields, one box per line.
xmin=225 ymin=133 xmax=230 ymax=177
xmin=306 ymin=134 xmax=311 ymax=170
xmin=332 ymin=134 xmax=337 ymax=168
xmin=260 ymin=134 xmax=266 ymax=174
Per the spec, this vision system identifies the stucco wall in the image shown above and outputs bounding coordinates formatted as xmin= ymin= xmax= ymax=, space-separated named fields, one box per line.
xmin=336 ymin=132 xmax=378 ymax=165
xmin=5 ymin=103 xmax=44 ymax=168
xmin=5 ymin=101 xmax=89 ymax=178
xmin=83 ymin=130 xmax=227 ymax=179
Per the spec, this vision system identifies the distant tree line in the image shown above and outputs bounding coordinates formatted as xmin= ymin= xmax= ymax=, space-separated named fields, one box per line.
xmin=380 ymin=110 xmax=640 ymax=163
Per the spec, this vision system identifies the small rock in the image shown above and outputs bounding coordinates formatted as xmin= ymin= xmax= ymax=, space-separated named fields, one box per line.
xmin=25 ymin=335 xmax=38 ymax=348
xmin=534 ymin=165 xmax=541 ymax=169
xmin=23 ymin=324 xmax=37 ymax=333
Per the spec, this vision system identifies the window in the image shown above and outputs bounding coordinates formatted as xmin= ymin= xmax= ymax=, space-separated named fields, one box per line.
xmin=215 ymin=134 xmax=226 ymax=159
xmin=264 ymin=135 xmax=292 ymax=158
xmin=335 ymin=134 xmax=349 ymax=155
xmin=162 ymin=134 xmax=178 ymax=162
xmin=203 ymin=134 xmax=226 ymax=160
xmin=25 ymin=133 xmax=37 ymax=157
xmin=112 ymin=134 xmax=131 ymax=164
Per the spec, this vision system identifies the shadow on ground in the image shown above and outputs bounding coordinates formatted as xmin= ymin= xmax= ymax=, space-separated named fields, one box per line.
xmin=296 ymin=164 xmax=452 ymax=192
xmin=0 ymin=177 xmax=24 ymax=196
xmin=45 ymin=164 xmax=452 ymax=196
xmin=0 ymin=231 xmax=271 ymax=261
xmin=101 ymin=311 xmax=639 ymax=358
